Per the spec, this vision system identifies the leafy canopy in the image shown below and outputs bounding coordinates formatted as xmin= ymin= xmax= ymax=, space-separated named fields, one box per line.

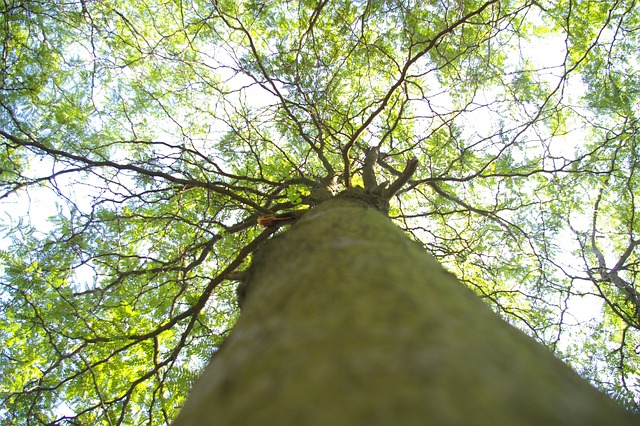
xmin=1 ymin=0 xmax=640 ymax=423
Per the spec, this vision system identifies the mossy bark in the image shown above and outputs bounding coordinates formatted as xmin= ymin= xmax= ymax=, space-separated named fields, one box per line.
xmin=174 ymin=194 xmax=637 ymax=425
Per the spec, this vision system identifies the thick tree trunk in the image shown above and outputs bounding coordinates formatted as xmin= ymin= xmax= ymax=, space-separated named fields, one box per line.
xmin=174 ymin=192 xmax=637 ymax=425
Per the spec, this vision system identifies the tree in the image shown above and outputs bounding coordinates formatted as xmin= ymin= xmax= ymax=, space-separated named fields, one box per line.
xmin=174 ymin=189 xmax=638 ymax=425
xmin=1 ymin=0 xmax=639 ymax=424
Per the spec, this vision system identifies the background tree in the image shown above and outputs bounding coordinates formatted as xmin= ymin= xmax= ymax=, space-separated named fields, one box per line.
xmin=1 ymin=0 xmax=639 ymax=424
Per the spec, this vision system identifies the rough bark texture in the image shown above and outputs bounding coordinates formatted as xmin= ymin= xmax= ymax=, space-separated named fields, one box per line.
xmin=174 ymin=193 xmax=638 ymax=425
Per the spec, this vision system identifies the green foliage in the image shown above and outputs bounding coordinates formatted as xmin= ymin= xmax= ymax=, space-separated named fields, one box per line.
xmin=1 ymin=0 xmax=640 ymax=423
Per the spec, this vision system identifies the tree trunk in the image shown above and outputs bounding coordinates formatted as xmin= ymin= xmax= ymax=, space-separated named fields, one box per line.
xmin=174 ymin=191 xmax=637 ymax=425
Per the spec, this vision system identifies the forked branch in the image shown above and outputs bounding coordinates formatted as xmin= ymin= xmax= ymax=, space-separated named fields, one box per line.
xmin=384 ymin=158 xmax=418 ymax=199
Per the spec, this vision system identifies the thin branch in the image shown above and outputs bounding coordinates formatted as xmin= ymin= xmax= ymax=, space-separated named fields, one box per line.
xmin=0 ymin=130 xmax=270 ymax=213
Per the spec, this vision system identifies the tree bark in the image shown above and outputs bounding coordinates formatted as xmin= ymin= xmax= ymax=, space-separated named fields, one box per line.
xmin=174 ymin=191 xmax=637 ymax=425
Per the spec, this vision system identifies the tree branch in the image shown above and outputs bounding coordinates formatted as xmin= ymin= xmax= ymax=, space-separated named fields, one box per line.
xmin=384 ymin=158 xmax=418 ymax=198
xmin=362 ymin=146 xmax=379 ymax=190
xmin=0 ymin=130 xmax=271 ymax=213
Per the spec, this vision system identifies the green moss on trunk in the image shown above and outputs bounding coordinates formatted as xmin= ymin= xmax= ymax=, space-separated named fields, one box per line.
xmin=174 ymin=196 xmax=638 ymax=425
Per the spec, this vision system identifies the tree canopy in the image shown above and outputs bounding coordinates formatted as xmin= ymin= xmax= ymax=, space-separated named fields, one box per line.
xmin=1 ymin=0 xmax=639 ymax=423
